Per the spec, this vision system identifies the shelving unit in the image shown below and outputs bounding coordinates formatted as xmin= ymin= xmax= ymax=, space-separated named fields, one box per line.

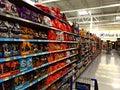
xmin=0 ymin=0 xmax=101 ymax=90
xmin=116 ymin=38 xmax=120 ymax=55
xmin=72 ymin=32 xmax=101 ymax=82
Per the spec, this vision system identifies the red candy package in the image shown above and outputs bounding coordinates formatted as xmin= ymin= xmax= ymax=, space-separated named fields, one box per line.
xmin=51 ymin=7 xmax=61 ymax=18
xmin=34 ymin=4 xmax=50 ymax=13
xmin=48 ymin=30 xmax=56 ymax=40
xmin=66 ymin=24 xmax=71 ymax=32
xmin=47 ymin=54 xmax=54 ymax=62
xmin=60 ymin=44 xmax=67 ymax=50
xmin=64 ymin=34 xmax=68 ymax=41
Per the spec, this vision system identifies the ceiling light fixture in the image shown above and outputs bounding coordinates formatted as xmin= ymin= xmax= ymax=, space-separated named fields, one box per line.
xmin=88 ymin=11 xmax=91 ymax=15
xmin=41 ymin=0 xmax=60 ymax=4
xmin=116 ymin=16 xmax=120 ymax=20
xmin=61 ymin=4 xmax=120 ymax=13
xmin=68 ymin=12 xmax=120 ymax=20
xmin=78 ymin=11 xmax=88 ymax=15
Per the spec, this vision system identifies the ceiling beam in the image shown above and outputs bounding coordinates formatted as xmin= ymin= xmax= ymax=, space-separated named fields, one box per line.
xmin=76 ymin=19 xmax=118 ymax=24
xmin=68 ymin=12 xmax=120 ymax=20
xmin=61 ymin=3 xmax=120 ymax=13
xmin=78 ymin=22 xmax=120 ymax=25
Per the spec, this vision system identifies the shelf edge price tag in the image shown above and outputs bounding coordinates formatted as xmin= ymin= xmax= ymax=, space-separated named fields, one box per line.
xmin=6 ymin=58 xmax=10 ymax=61
xmin=5 ymin=14 xmax=10 ymax=17
xmin=4 ymin=77 xmax=9 ymax=81
xmin=38 ymin=78 xmax=40 ymax=81
xmin=29 ymin=83 xmax=32 ymax=86
xmin=22 ymin=72 xmax=25 ymax=75
xmin=13 ymin=39 xmax=17 ymax=41
xmin=38 ymin=40 xmax=41 ymax=42
xmin=13 ymin=57 xmax=16 ymax=60
xmin=34 ymin=67 xmax=37 ymax=70
xmin=34 ymin=54 xmax=37 ymax=56
xmin=22 ymin=39 xmax=26 ymax=42
xmin=23 ymin=55 xmax=27 ymax=58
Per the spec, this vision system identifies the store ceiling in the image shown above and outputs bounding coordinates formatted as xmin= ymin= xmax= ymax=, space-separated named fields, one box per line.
xmin=42 ymin=0 xmax=120 ymax=30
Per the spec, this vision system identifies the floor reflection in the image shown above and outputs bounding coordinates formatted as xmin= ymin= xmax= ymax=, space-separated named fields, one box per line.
xmin=76 ymin=50 xmax=120 ymax=90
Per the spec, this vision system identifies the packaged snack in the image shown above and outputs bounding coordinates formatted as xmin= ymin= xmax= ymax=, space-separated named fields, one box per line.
xmin=10 ymin=60 xmax=19 ymax=75
xmin=0 ymin=62 xmax=11 ymax=78
xmin=20 ymin=42 xmax=31 ymax=55
xmin=40 ymin=67 xmax=48 ymax=77
xmin=30 ymin=11 xmax=38 ymax=22
xmin=19 ymin=58 xmax=27 ymax=72
xmin=9 ymin=23 xmax=22 ymax=38
xmin=43 ymin=16 xmax=52 ymax=26
xmin=0 ymin=0 xmax=11 ymax=14
xmin=12 ymin=74 xmax=27 ymax=90
xmin=18 ymin=7 xmax=31 ymax=20
xmin=48 ymin=30 xmax=56 ymax=40
xmin=0 ymin=1 xmax=6 ymax=12
xmin=2 ymin=43 xmax=12 ymax=57
xmin=1 ymin=0 xmax=18 ymax=16
xmin=0 ymin=20 xmax=9 ymax=38
xmin=35 ymin=4 xmax=50 ymax=13
xmin=38 ymin=43 xmax=48 ymax=52
xmin=20 ymin=26 xmax=34 ymax=39
xmin=27 ymin=71 xmax=35 ymax=83
xmin=26 ymin=57 xmax=33 ymax=69
xmin=47 ymin=54 xmax=53 ymax=62
xmin=30 ymin=43 xmax=39 ymax=53
xmin=32 ymin=56 xmax=41 ymax=67
xmin=37 ymin=13 xmax=44 ymax=24
xmin=12 ymin=43 xmax=20 ymax=56
xmin=39 ymin=31 xmax=48 ymax=39
xmin=0 ymin=80 xmax=12 ymax=90
xmin=61 ymin=13 xmax=67 ymax=21
xmin=51 ymin=7 xmax=61 ymax=18
xmin=64 ymin=34 xmax=69 ymax=41
xmin=40 ymin=55 xmax=48 ymax=64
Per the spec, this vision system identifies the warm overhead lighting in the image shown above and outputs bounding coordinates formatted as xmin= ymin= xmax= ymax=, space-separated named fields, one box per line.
xmin=41 ymin=0 xmax=60 ymax=4
xmin=116 ymin=16 xmax=120 ymax=20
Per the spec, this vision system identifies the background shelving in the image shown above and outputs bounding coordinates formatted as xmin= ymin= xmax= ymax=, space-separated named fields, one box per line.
xmin=116 ymin=38 xmax=120 ymax=55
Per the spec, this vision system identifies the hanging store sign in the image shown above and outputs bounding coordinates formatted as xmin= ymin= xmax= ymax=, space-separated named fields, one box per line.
xmin=100 ymin=33 xmax=120 ymax=38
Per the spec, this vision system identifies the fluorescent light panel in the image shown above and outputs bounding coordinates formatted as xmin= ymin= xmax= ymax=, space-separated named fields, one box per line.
xmin=78 ymin=10 xmax=91 ymax=15
xmin=78 ymin=11 xmax=88 ymax=15
xmin=116 ymin=16 xmax=120 ymax=20
xmin=42 ymin=0 xmax=60 ymax=3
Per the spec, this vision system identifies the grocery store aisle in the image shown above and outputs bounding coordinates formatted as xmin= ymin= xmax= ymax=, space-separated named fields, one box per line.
xmin=74 ymin=50 xmax=120 ymax=90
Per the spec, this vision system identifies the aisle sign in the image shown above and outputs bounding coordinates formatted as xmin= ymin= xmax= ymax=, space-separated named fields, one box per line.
xmin=100 ymin=33 xmax=120 ymax=38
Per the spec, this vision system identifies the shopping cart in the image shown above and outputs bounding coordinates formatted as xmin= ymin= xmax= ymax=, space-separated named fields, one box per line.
xmin=74 ymin=77 xmax=98 ymax=90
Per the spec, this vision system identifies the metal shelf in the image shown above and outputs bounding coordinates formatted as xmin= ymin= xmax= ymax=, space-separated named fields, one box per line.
xmin=0 ymin=48 xmax=76 ymax=62
xmin=0 ymin=38 xmax=78 ymax=43
xmin=0 ymin=54 xmax=78 ymax=83
xmin=0 ymin=12 xmax=79 ymax=36
xmin=19 ymin=59 xmax=77 ymax=90
xmin=41 ymin=64 xmax=77 ymax=90
xmin=8 ymin=0 xmax=68 ymax=24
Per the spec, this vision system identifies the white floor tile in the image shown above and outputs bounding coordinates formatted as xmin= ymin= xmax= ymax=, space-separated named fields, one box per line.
xmin=74 ymin=50 xmax=120 ymax=90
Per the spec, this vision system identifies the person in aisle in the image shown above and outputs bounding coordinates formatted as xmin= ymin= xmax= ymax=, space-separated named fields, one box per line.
xmin=106 ymin=40 xmax=112 ymax=54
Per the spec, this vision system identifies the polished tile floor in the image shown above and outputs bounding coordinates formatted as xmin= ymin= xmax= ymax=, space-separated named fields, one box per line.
xmin=74 ymin=50 xmax=120 ymax=90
